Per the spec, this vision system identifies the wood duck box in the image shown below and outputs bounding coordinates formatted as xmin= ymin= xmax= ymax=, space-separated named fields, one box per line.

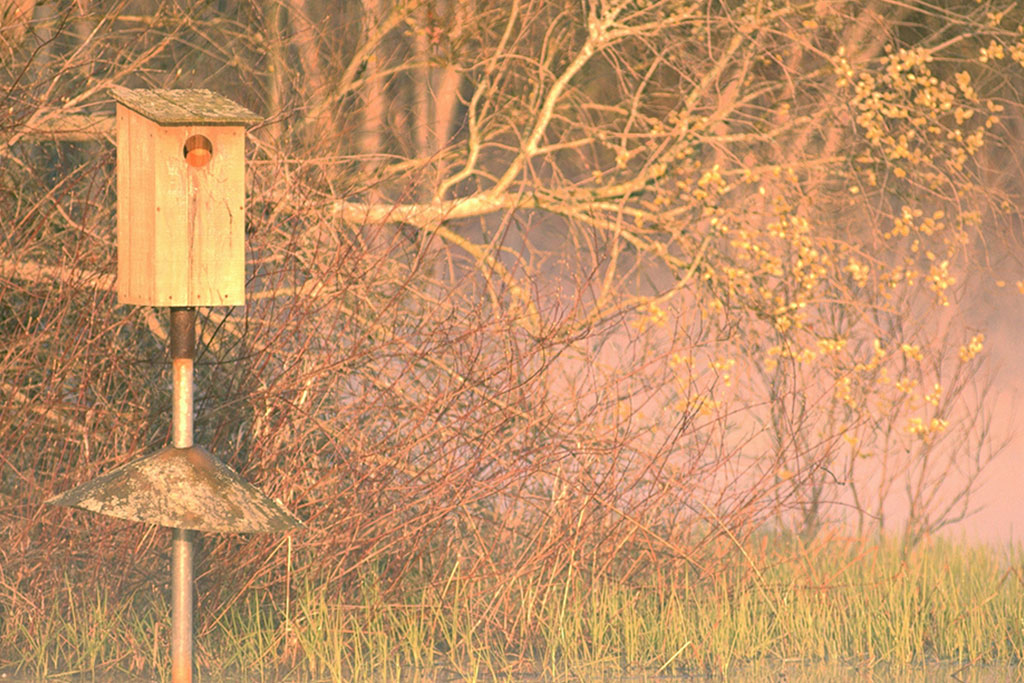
xmin=111 ymin=87 xmax=260 ymax=307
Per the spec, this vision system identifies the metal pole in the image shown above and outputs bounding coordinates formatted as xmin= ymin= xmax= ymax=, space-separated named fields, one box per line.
xmin=171 ymin=309 xmax=194 ymax=451
xmin=169 ymin=307 xmax=196 ymax=683
xmin=171 ymin=527 xmax=195 ymax=682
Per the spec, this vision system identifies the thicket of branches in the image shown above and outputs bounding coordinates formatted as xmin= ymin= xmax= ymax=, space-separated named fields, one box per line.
xmin=2 ymin=0 xmax=1023 ymax=670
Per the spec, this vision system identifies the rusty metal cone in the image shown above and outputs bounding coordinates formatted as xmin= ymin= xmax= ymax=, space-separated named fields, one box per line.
xmin=46 ymin=445 xmax=301 ymax=533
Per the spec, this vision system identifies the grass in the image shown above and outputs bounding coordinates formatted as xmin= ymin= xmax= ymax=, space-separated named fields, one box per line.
xmin=1 ymin=534 xmax=1022 ymax=681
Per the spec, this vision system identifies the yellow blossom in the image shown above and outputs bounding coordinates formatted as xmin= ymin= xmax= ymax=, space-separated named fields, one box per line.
xmin=958 ymin=333 xmax=984 ymax=362
xmin=817 ymin=338 xmax=847 ymax=354
xmin=845 ymin=259 xmax=870 ymax=287
xmin=899 ymin=343 xmax=923 ymax=360
xmin=895 ymin=377 xmax=918 ymax=394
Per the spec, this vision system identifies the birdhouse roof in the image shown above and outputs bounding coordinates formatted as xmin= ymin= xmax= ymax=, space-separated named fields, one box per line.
xmin=110 ymin=87 xmax=262 ymax=126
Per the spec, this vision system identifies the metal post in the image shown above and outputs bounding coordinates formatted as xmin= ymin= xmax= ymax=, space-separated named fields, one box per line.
xmin=170 ymin=309 xmax=195 ymax=451
xmin=171 ymin=527 xmax=195 ymax=682
xmin=169 ymin=307 xmax=196 ymax=683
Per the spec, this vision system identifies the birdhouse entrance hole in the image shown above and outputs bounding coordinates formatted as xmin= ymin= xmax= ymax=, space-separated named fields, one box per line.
xmin=183 ymin=134 xmax=213 ymax=168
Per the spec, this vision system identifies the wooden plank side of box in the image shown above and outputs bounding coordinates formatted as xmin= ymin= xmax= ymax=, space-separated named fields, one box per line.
xmin=187 ymin=126 xmax=245 ymax=306
xmin=116 ymin=105 xmax=159 ymax=306
xmin=151 ymin=124 xmax=191 ymax=305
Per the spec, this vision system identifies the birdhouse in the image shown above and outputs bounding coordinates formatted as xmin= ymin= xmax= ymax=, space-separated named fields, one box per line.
xmin=111 ymin=87 xmax=261 ymax=307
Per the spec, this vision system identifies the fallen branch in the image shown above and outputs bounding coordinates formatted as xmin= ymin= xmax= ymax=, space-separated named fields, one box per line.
xmin=13 ymin=114 xmax=114 ymax=141
xmin=0 ymin=257 xmax=115 ymax=291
